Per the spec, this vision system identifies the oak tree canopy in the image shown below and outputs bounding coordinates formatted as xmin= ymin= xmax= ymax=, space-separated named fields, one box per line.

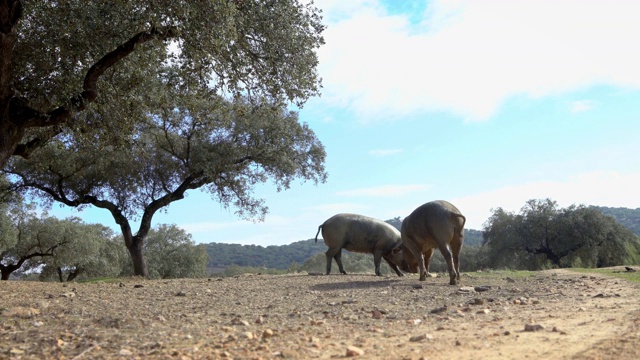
xmin=0 ymin=0 xmax=325 ymax=166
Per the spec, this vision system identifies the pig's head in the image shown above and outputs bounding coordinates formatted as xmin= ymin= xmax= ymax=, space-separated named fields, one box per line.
xmin=391 ymin=245 xmax=419 ymax=273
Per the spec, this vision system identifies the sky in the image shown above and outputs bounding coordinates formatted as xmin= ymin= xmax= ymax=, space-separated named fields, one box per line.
xmin=51 ymin=0 xmax=640 ymax=246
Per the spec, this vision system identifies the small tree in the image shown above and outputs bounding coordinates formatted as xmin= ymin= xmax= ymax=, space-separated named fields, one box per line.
xmin=142 ymin=224 xmax=208 ymax=279
xmin=3 ymin=176 xmax=127 ymax=281
xmin=0 ymin=213 xmax=76 ymax=280
xmin=39 ymin=223 xmax=127 ymax=282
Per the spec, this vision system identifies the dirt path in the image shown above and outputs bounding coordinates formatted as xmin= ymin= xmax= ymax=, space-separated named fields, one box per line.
xmin=1 ymin=268 xmax=639 ymax=359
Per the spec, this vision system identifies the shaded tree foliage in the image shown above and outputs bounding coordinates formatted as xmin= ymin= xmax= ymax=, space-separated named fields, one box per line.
xmin=482 ymin=199 xmax=640 ymax=270
xmin=0 ymin=0 xmax=324 ymax=167
xmin=464 ymin=229 xmax=483 ymax=246
xmin=0 ymin=176 xmax=21 ymax=253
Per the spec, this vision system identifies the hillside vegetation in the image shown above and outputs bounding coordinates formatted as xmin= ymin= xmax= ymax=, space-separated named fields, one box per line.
xmin=206 ymin=239 xmax=320 ymax=270
xmin=596 ymin=206 xmax=640 ymax=235
xmin=206 ymin=207 xmax=640 ymax=274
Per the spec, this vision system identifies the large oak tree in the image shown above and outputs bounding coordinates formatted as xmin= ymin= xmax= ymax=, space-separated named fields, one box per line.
xmin=6 ymin=96 xmax=327 ymax=277
xmin=482 ymin=199 xmax=640 ymax=270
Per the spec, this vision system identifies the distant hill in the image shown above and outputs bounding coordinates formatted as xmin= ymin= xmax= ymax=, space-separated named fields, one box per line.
xmin=595 ymin=206 xmax=640 ymax=235
xmin=206 ymin=238 xmax=322 ymax=270
xmin=464 ymin=229 xmax=483 ymax=246
xmin=205 ymin=218 xmax=485 ymax=270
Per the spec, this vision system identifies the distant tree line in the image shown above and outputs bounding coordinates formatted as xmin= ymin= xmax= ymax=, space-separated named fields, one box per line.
xmin=1 ymin=187 xmax=207 ymax=281
xmin=205 ymin=239 xmax=321 ymax=270
xmin=5 ymin=192 xmax=640 ymax=280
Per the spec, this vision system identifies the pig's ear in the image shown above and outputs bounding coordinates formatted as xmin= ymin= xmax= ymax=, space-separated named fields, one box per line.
xmin=391 ymin=247 xmax=402 ymax=255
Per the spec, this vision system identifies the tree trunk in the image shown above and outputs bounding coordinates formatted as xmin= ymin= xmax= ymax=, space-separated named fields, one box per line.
xmin=0 ymin=119 xmax=21 ymax=168
xmin=0 ymin=263 xmax=18 ymax=280
xmin=127 ymin=237 xmax=148 ymax=277
xmin=1 ymin=0 xmax=23 ymax=168
xmin=66 ymin=268 xmax=80 ymax=282
xmin=116 ymin=216 xmax=149 ymax=277
xmin=0 ymin=252 xmax=54 ymax=280
xmin=533 ymin=245 xmax=562 ymax=267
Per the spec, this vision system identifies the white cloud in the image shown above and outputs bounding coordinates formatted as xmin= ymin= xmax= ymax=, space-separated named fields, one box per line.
xmin=368 ymin=148 xmax=404 ymax=156
xmin=336 ymin=184 xmax=432 ymax=197
xmin=452 ymin=171 xmax=640 ymax=230
xmin=315 ymin=0 xmax=640 ymax=122
xmin=569 ymin=100 xmax=595 ymax=113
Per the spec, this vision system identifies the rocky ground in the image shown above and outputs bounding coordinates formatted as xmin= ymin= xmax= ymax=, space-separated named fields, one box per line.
xmin=1 ymin=267 xmax=639 ymax=359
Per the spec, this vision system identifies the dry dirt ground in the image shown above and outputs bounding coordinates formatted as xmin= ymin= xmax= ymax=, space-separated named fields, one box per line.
xmin=1 ymin=267 xmax=640 ymax=360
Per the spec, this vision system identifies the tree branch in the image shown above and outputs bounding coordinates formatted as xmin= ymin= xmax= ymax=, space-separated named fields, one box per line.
xmin=12 ymin=125 xmax=63 ymax=158
xmin=234 ymin=155 xmax=254 ymax=164
xmin=136 ymin=172 xmax=206 ymax=240
xmin=10 ymin=25 xmax=178 ymax=158
xmin=0 ymin=244 xmax=59 ymax=278
xmin=24 ymin=26 xmax=178 ymax=129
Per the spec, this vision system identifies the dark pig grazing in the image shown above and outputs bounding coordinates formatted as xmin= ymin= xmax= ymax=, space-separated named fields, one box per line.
xmin=401 ymin=200 xmax=466 ymax=285
xmin=314 ymin=213 xmax=407 ymax=276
